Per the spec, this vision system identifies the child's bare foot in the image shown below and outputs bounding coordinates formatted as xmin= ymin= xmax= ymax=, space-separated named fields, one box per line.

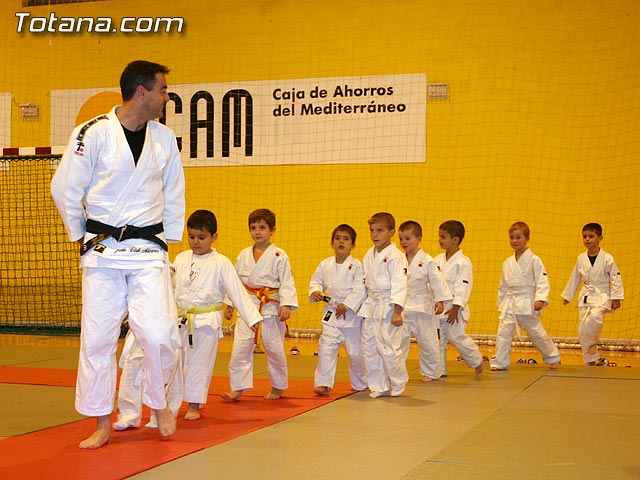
xmin=79 ymin=415 xmax=111 ymax=449
xmin=184 ymin=403 xmax=201 ymax=420
xmin=549 ymin=361 xmax=560 ymax=369
xmin=154 ymin=407 xmax=176 ymax=437
xmin=313 ymin=386 xmax=330 ymax=396
xmin=222 ymin=390 xmax=243 ymax=401
xmin=264 ymin=387 xmax=283 ymax=400
xmin=421 ymin=376 xmax=436 ymax=383
xmin=475 ymin=362 xmax=484 ymax=374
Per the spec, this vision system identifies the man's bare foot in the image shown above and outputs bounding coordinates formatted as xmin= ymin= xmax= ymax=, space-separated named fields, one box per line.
xmin=475 ymin=362 xmax=484 ymax=374
xmin=421 ymin=376 xmax=436 ymax=383
xmin=264 ymin=387 xmax=283 ymax=400
xmin=154 ymin=407 xmax=176 ymax=437
xmin=549 ymin=361 xmax=560 ymax=369
xmin=313 ymin=386 xmax=330 ymax=396
xmin=79 ymin=415 xmax=111 ymax=449
xmin=184 ymin=403 xmax=201 ymax=420
xmin=222 ymin=390 xmax=243 ymax=401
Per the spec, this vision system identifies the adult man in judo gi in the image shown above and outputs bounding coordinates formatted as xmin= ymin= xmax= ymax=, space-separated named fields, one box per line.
xmin=51 ymin=60 xmax=185 ymax=449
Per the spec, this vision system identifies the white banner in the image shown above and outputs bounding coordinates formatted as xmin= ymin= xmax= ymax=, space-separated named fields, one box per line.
xmin=51 ymin=73 xmax=426 ymax=166
xmin=0 ymin=93 xmax=11 ymax=148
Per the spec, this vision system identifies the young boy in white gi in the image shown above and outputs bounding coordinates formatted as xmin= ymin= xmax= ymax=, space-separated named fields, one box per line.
xmin=561 ymin=223 xmax=624 ymax=365
xmin=359 ymin=212 xmax=409 ymax=398
xmin=490 ymin=222 xmax=560 ymax=371
xmin=310 ymin=224 xmax=367 ymax=395
xmin=114 ymin=210 xmax=262 ymax=429
xmin=434 ymin=221 xmax=484 ymax=377
xmin=50 ymin=60 xmax=185 ymax=448
xmin=398 ymin=221 xmax=452 ymax=382
xmin=223 ymin=209 xmax=298 ymax=400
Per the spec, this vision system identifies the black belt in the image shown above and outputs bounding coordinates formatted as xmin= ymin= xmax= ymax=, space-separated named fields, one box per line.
xmin=81 ymin=219 xmax=168 ymax=255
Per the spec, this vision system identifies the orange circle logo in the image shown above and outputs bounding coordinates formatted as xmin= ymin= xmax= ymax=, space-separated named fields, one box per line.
xmin=75 ymin=91 xmax=121 ymax=125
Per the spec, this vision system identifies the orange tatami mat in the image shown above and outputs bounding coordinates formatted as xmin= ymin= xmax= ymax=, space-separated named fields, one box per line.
xmin=0 ymin=367 xmax=355 ymax=480
xmin=0 ymin=365 xmax=78 ymax=387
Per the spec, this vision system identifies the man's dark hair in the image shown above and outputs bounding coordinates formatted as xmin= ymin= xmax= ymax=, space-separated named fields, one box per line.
xmin=120 ymin=60 xmax=170 ymax=101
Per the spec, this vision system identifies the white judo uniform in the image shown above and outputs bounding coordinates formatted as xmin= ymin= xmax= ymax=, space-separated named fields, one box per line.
xmin=50 ymin=106 xmax=185 ymax=416
xmin=358 ymin=243 xmax=409 ymax=395
xmin=561 ymin=249 xmax=624 ymax=363
xmin=228 ymin=244 xmax=298 ymax=392
xmin=490 ymin=249 xmax=560 ymax=370
xmin=434 ymin=250 xmax=483 ymax=376
xmin=401 ymin=250 xmax=452 ymax=380
xmin=309 ymin=255 xmax=367 ymax=391
xmin=116 ymin=248 xmax=262 ymax=428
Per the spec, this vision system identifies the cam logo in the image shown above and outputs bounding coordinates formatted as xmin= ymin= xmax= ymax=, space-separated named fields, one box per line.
xmin=161 ymin=89 xmax=253 ymax=159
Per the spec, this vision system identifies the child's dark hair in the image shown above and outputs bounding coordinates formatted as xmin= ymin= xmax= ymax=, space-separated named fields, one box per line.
xmin=399 ymin=220 xmax=422 ymax=238
xmin=248 ymin=208 xmax=276 ymax=229
xmin=439 ymin=220 xmax=465 ymax=243
xmin=187 ymin=210 xmax=217 ymax=234
xmin=368 ymin=212 xmax=395 ymax=230
xmin=332 ymin=224 xmax=357 ymax=245
xmin=582 ymin=222 xmax=603 ymax=236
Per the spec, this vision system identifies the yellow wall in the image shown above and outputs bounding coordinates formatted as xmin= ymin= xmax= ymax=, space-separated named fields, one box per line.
xmin=1 ymin=0 xmax=638 ymax=339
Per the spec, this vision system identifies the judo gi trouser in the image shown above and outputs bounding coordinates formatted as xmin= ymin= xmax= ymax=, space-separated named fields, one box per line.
xmin=180 ymin=324 xmax=221 ymax=404
xmin=438 ymin=318 xmax=483 ymax=377
xmin=115 ymin=332 xmax=144 ymax=428
xmin=115 ymin=330 xmax=183 ymax=429
xmin=77 ymin=266 xmax=180 ymax=417
xmin=229 ymin=314 xmax=288 ymax=391
xmin=362 ymin=319 xmax=387 ymax=393
xmin=578 ymin=305 xmax=607 ymax=363
xmin=314 ymin=323 xmax=366 ymax=391
xmin=362 ymin=314 xmax=408 ymax=394
xmin=146 ymin=324 xmax=223 ymax=426
xmin=490 ymin=314 xmax=560 ymax=370
xmin=401 ymin=312 xmax=440 ymax=380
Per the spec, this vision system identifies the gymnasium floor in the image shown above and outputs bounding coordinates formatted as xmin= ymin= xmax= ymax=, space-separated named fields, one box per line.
xmin=1 ymin=334 xmax=639 ymax=480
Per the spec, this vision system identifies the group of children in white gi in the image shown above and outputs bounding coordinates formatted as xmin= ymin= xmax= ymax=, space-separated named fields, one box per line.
xmin=312 ymin=214 xmax=482 ymax=398
xmin=489 ymin=221 xmax=623 ymax=370
xmin=114 ymin=210 xmax=624 ymax=429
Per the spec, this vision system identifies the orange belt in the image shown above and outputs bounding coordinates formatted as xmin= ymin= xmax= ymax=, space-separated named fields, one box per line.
xmin=244 ymin=285 xmax=279 ymax=312
xmin=244 ymin=285 xmax=283 ymax=345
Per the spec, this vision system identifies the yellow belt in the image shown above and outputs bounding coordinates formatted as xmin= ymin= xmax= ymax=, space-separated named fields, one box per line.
xmin=178 ymin=303 xmax=224 ymax=348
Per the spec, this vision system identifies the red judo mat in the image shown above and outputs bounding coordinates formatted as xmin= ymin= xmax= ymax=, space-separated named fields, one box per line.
xmin=0 ymin=367 xmax=356 ymax=479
